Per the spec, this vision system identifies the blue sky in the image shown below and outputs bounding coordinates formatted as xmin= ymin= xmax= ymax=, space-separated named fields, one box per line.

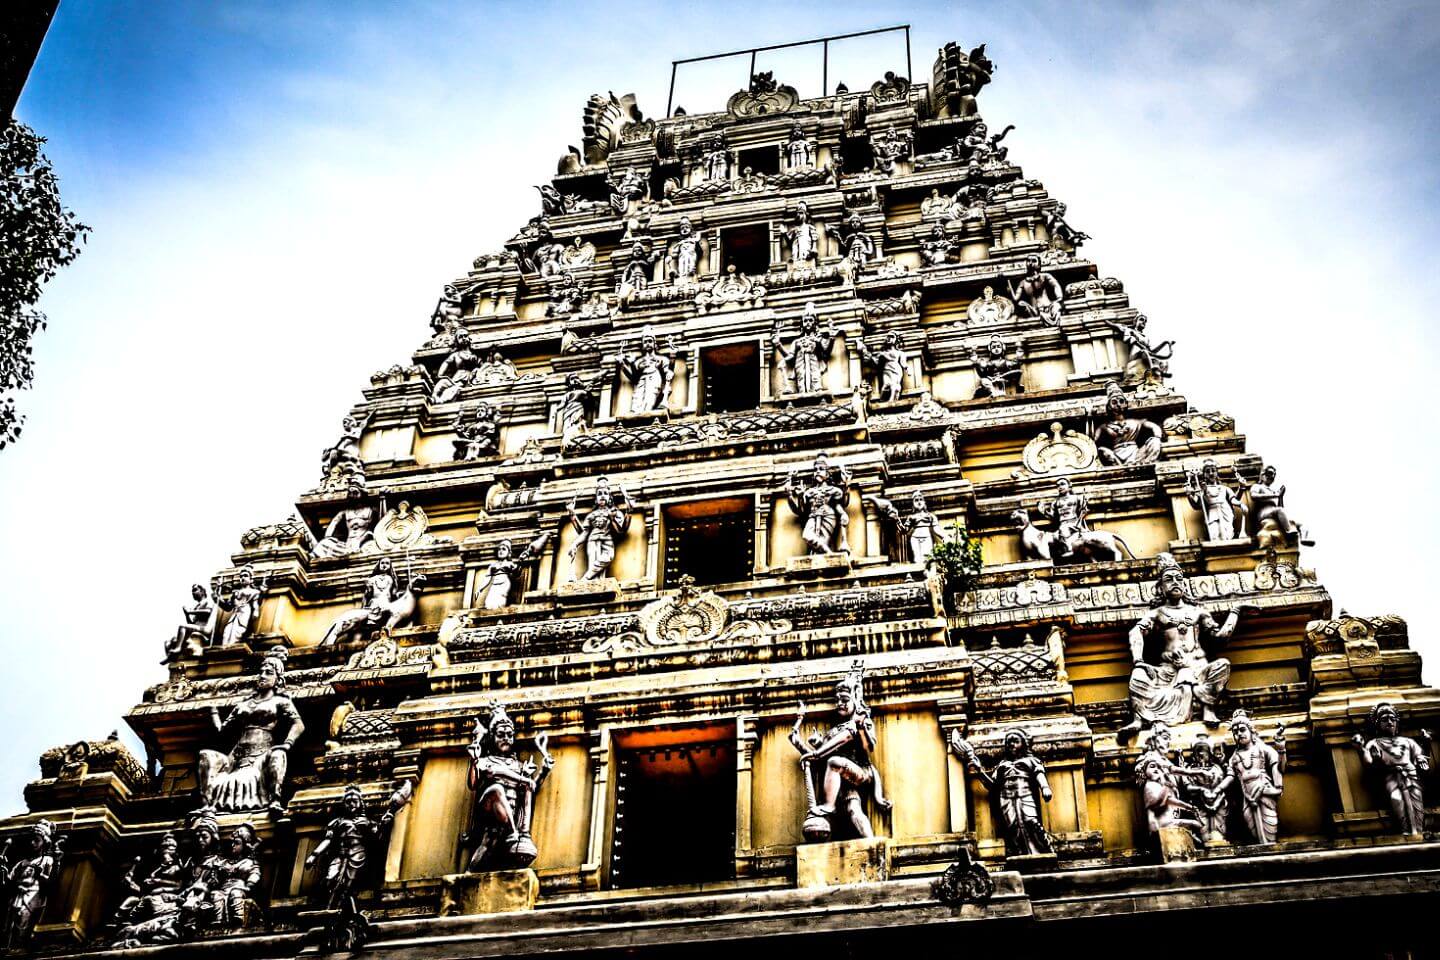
xmin=1 ymin=0 xmax=1437 ymax=806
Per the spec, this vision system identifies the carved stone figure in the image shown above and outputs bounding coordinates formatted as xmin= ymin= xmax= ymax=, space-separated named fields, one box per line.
xmin=971 ymin=335 xmax=1024 ymax=398
xmin=606 ymin=166 xmax=647 ymax=215
xmin=839 ymin=211 xmax=876 ymax=270
xmin=544 ymin=269 xmax=584 ymax=317
xmin=168 ymin=584 xmax=217 ymax=660
xmin=790 ymin=663 xmax=890 ymax=842
xmin=465 ymin=703 xmax=553 ymax=870
xmin=1212 ymin=710 xmax=1286 ymax=845
xmin=967 ymin=285 xmax=1015 ymax=325
xmin=786 ymin=453 xmax=851 ymax=555
xmin=1186 ymin=459 xmax=1245 ymax=541
xmin=321 ymin=558 xmax=427 ymax=646
xmin=312 ymin=481 xmax=378 ymax=558
xmin=1042 ymin=201 xmax=1089 ymax=250
xmin=567 ymin=478 xmax=636 ymax=581
xmin=109 ymin=832 xmax=187 ymax=947
xmin=699 ymin=136 xmax=730 ymax=182
xmin=198 ymin=649 xmax=304 ymax=814
xmin=558 ymin=373 xmax=596 ymax=438
xmin=1014 ymin=479 xmax=1134 ymax=564
xmin=1108 ymin=315 xmax=1173 ymax=387
xmin=1352 ymin=702 xmax=1431 ymax=836
xmin=216 ymin=565 xmax=269 ymax=647
xmin=617 ymin=242 xmax=659 ymax=295
xmin=618 ymin=332 xmax=675 ymax=414
xmin=921 ymin=222 xmax=956 ymax=265
xmin=955 ymin=178 xmax=993 ymax=222
xmin=559 ymin=236 xmax=596 ymax=270
xmin=1181 ymin=737 xmax=1229 ymax=843
xmin=0 ymin=820 xmax=63 ymax=950
xmin=1094 ymin=381 xmax=1164 ymax=466
xmin=786 ymin=201 xmax=822 ymax=267
xmin=1245 ymin=464 xmax=1302 ymax=549
xmin=431 ymin=328 xmax=479 ymax=403
xmin=950 ymin=728 xmax=1053 ymax=857
xmin=304 ymin=782 xmax=412 ymax=951
xmin=857 ymin=332 xmax=908 ymax=402
xmin=477 ymin=350 xmax=519 ymax=385
xmin=867 ymin=490 xmax=939 ymax=564
xmin=320 ymin=411 xmax=370 ymax=478
xmin=429 ymin=283 xmax=463 ymax=339
xmin=190 ymin=823 xmax=262 ymax=931
xmin=773 ymin=304 xmax=838 ymax=395
xmin=374 ymin=501 xmax=438 ymax=551
xmin=1008 ymin=254 xmax=1063 ymax=324
xmin=1119 ymin=557 xmax=1255 ymax=738
xmin=1136 ymin=747 xmax=1204 ymax=840
xmin=477 ymin=535 xmax=549 ymax=610
xmin=870 ymin=126 xmax=911 ymax=175
xmin=667 ymin=216 xmax=705 ymax=281
xmin=962 ymin=121 xmax=1013 ymax=164
xmin=453 ymin=402 xmax=500 ymax=461
xmin=785 ymin=123 xmax=816 ymax=169
xmin=921 ymin=189 xmax=957 ymax=222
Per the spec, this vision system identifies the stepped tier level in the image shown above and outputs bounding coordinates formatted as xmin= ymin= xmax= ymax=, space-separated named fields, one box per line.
xmin=2 ymin=37 xmax=1437 ymax=959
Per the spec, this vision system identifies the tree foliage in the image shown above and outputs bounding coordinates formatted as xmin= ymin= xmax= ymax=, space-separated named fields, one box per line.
xmin=930 ymin=521 xmax=984 ymax=610
xmin=0 ymin=118 xmax=88 ymax=449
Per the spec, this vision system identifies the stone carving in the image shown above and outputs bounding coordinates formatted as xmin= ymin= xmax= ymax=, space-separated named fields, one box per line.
xmin=932 ymin=43 xmax=994 ymax=118
xmin=429 ymin=283 xmax=463 ymax=339
xmin=1016 ymin=422 xmax=1098 ymax=478
xmin=967 ymin=285 xmax=1015 ymax=325
xmin=239 ymin=515 xmax=307 ymax=550
xmin=727 ymin=71 xmax=802 ymax=118
xmin=1094 ymin=382 xmax=1163 ymax=466
xmin=1043 ymin=201 xmax=1089 ymax=250
xmin=697 ymin=134 xmax=731 ymax=182
xmin=970 ymin=335 xmax=1024 ymax=398
xmin=786 ymin=453 xmax=852 ymax=555
xmin=198 ymin=648 xmax=304 ymax=814
xmin=567 ymin=477 xmax=636 ymax=581
xmin=453 ymin=402 xmax=500 ymax=461
xmin=304 ymin=782 xmax=413 ymax=952
xmin=618 ymin=331 xmax=676 ymax=414
xmin=908 ymin=390 xmax=949 ymax=421
xmin=566 ymin=402 xmax=856 ymax=456
xmin=785 ymin=123 xmax=817 ymax=168
xmin=558 ymin=373 xmax=597 ymax=439
xmin=869 ymin=126 xmax=912 ymax=175
xmin=1243 ymin=463 xmax=1304 ymax=550
xmin=697 ymin=265 xmax=767 ymax=313
xmin=477 ymin=534 xmax=549 ymax=611
xmin=867 ymin=491 xmax=939 ymax=564
xmin=950 ymin=729 xmax=1053 ymax=857
xmin=0 ymin=819 xmax=63 ymax=950
xmin=616 ymin=241 xmax=660 ymax=297
xmin=931 ymin=849 xmax=996 ymax=905
xmin=921 ymin=222 xmax=957 ymax=265
xmin=580 ymin=91 xmax=643 ymax=165
xmin=606 ymin=166 xmax=648 ymax=215
xmin=791 ymin=663 xmax=891 ymax=842
xmin=856 ymin=332 xmax=908 ymax=402
xmin=955 ymin=177 xmax=994 ymax=223
xmin=838 ymin=211 xmax=877 ymax=270
xmin=320 ymin=411 xmax=370 ymax=479
xmin=1107 ymin=315 xmax=1173 ymax=388
xmin=311 ymin=480 xmax=378 ymax=559
xmin=431 ymin=328 xmax=480 ymax=403
xmin=558 ymin=236 xmax=596 ymax=270
xmin=735 ymin=166 xmax=767 ymax=193
xmin=870 ymin=70 xmax=910 ymax=102
xmin=773 ymin=304 xmax=838 ymax=395
xmin=1186 ymin=459 xmax=1245 ymax=541
xmin=477 ymin=350 xmax=519 ymax=385
xmin=921 ymin=189 xmax=958 ymax=222
xmin=1119 ymin=556 xmax=1255 ymax=738
xmin=544 ymin=269 xmax=584 ymax=317
xmin=374 ymin=501 xmax=442 ymax=551
xmin=216 ymin=565 xmax=269 ymax=647
xmin=786 ymin=200 xmax=822 ymax=267
xmin=1163 ymin=411 xmax=1235 ymax=438
xmin=1352 ymin=702 xmax=1431 ymax=836
xmin=1014 ymin=478 xmax=1134 ymax=564
xmin=320 ymin=558 xmax=428 ymax=646
xmin=1180 ymin=737 xmax=1228 ymax=843
xmin=1211 ymin=710 xmax=1286 ymax=845
xmin=168 ymin=584 xmax=218 ymax=660
xmin=862 ymin=290 xmax=921 ymax=319
xmin=189 ymin=821 xmax=264 ymax=935
xmin=667 ymin=216 xmax=706 ymax=281
xmin=108 ymin=830 xmax=188 ymax=946
xmin=464 ymin=703 xmax=553 ymax=870
xmin=1008 ymin=255 xmax=1064 ymax=325
xmin=1135 ymin=728 xmax=1205 ymax=842
xmin=962 ymin=121 xmax=1013 ymax=165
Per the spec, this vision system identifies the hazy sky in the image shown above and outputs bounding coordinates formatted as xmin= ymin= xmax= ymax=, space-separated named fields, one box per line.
xmin=1 ymin=0 xmax=1436 ymax=807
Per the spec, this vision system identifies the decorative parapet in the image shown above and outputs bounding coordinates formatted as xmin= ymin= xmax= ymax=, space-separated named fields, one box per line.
xmin=37 ymin=734 xmax=147 ymax=790
xmin=863 ymin=290 xmax=922 ymax=319
xmin=143 ymin=664 xmax=341 ymax=707
xmin=1305 ymin=614 xmax=1409 ymax=658
xmin=564 ymin=402 xmax=856 ymax=455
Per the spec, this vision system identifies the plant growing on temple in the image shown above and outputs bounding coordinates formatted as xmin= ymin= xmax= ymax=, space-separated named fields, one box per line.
xmin=930 ymin=521 xmax=983 ymax=611
xmin=0 ymin=118 xmax=88 ymax=450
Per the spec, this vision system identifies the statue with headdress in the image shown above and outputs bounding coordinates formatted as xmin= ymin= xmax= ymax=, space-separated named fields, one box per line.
xmin=789 ymin=662 xmax=891 ymax=842
xmin=1094 ymin=381 xmax=1163 ymax=466
xmin=464 ymin=703 xmax=553 ymax=870
xmin=1351 ymin=702 xmax=1431 ymax=836
xmin=1209 ymin=709 xmax=1286 ymax=844
xmin=304 ymin=782 xmax=413 ymax=951
xmin=949 ymin=727 xmax=1053 ymax=857
xmin=0 ymin=819 xmax=63 ymax=950
xmin=197 ymin=648 xmax=305 ymax=814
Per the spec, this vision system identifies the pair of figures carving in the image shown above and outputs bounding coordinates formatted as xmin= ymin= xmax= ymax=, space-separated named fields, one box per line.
xmin=790 ymin=664 xmax=891 ymax=842
xmin=773 ymin=303 xmax=837 ymax=396
xmin=1013 ymin=477 xmax=1134 ymax=565
xmin=1186 ymin=458 xmax=1303 ymax=548
xmin=786 ymin=454 xmax=852 ymax=556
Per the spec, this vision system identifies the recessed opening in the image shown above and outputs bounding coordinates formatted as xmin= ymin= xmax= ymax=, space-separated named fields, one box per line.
xmin=736 ymin=145 xmax=781 ymax=176
xmin=664 ymin=497 xmax=754 ymax=588
xmin=721 ymin=223 xmax=771 ymax=276
xmin=612 ymin=724 xmax=736 ymax=889
xmin=651 ymin=161 xmax=681 ymax=203
xmin=701 ymin=342 xmax=760 ymax=414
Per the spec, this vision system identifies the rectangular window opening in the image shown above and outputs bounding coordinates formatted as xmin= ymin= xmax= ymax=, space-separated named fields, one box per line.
xmin=736 ymin=145 xmax=781 ymax=176
xmin=663 ymin=497 xmax=754 ymax=588
xmin=701 ymin=342 xmax=760 ymax=414
xmin=720 ymin=223 xmax=771 ymax=276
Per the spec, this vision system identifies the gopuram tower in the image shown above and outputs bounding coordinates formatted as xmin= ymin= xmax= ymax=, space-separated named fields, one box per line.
xmin=0 ymin=32 xmax=1435 ymax=959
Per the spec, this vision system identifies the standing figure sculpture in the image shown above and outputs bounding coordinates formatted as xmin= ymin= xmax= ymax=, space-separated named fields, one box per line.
xmin=0 ymin=820 xmax=63 ymax=950
xmin=1119 ymin=556 xmax=1254 ymax=738
xmin=168 ymin=584 xmax=218 ymax=660
xmin=216 ymin=566 xmax=269 ymax=647
xmin=311 ymin=481 xmax=378 ymax=559
xmin=431 ymin=328 xmax=480 ymax=403
xmin=567 ymin=478 xmax=636 ymax=581
xmin=857 ymin=332 xmax=908 ymax=402
xmin=950 ymin=729 xmax=1053 ymax=857
xmin=558 ymin=374 xmax=597 ymax=438
xmin=618 ymin=332 xmax=675 ymax=415
xmin=773 ymin=304 xmax=838 ymax=395
xmin=866 ymin=490 xmax=939 ymax=564
xmin=476 ymin=535 xmax=549 ymax=610
xmin=616 ymin=242 xmax=659 ymax=296
xmin=971 ymin=335 xmax=1024 ymax=398
xmin=1136 ymin=751 xmax=1204 ymax=841
xmin=786 ymin=123 xmax=816 ymax=168
xmin=464 ymin=703 xmax=553 ymax=870
xmin=786 ymin=454 xmax=851 ymax=555
xmin=790 ymin=663 xmax=891 ymax=842
xmin=1352 ymin=702 xmax=1431 ymax=836
xmin=839 ymin=211 xmax=876 ymax=270
xmin=1094 ymin=382 xmax=1164 ymax=466
xmin=1210 ymin=710 xmax=1286 ymax=845
xmin=667 ymin=216 xmax=705 ymax=281
xmin=786 ymin=201 xmax=822 ymax=267
xmin=1107 ymin=316 xmax=1173 ymax=387
xmin=1181 ymin=737 xmax=1229 ymax=843
xmin=453 ymin=402 xmax=500 ymax=461
xmin=1007 ymin=255 xmax=1064 ymax=325
xmin=1245 ymin=465 xmax=1302 ymax=549
xmin=1186 ymin=459 xmax=1245 ymax=541
xmin=304 ymin=782 xmax=413 ymax=951
xmin=197 ymin=648 xmax=304 ymax=814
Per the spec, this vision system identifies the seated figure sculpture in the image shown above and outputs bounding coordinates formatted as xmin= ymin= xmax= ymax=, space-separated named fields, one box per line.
xmin=197 ymin=649 xmax=304 ymax=814
xmin=789 ymin=663 xmax=891 ymax=842
xmin=1094 ymin=381 xmax=1163 ymax=466
xmin=311 ymin=481 xmax=378 ymax=559
xmin=464 ymin=703 xmax=553 ymax=870
xmin=1007 ymin=254 xmax=1063 ymax=324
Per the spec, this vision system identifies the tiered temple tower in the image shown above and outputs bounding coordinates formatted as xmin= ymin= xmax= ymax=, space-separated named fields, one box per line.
xmin=1 ymin=37 xmax=1436 ymax=958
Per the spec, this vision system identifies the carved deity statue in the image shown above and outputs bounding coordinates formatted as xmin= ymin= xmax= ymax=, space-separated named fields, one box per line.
xmin=790 ymin=663 xmax=891 ymax=842
xmin=109 ymin=832 xmax=186 ymax=947
xmin=617 ymin=242 xmax=659 ymax=296
xmin=168 ymin=584 xmax=218 ymax=660
xmin=786 ymin=201 xmax=822 ymax=267
xmin=1107 ymin=315 xmax=1173 ymax=386
xmin=606 ymin=166 xmax=647 ymax=215
xmin=1042 ymin=201 xmax=1090 ymax=250
xmin=617 ymin=332 xmax=675 ymax=414
xmin=1352 ymin=702 xmax=1431 ymax=836
xmin=867 ymin=490 xmax=939 ymax=564
xmin=773 ymin=304 xmax=838 ymax=395
xmin=1136 ymin=748 xmax=1205 ymax=841
xmin=950 ymin=728 xmax=1053 ymax=857
xmin=667 ymin=216 xmax=706 ymax=281
xmin=320 ymin=411 xmax=370 ymax=478
xmin=312 ymin=481 xmax=378 ymax=558
xmin=1180 ymin=737 xmax=1229 ymax=843
xmin=786 ymin=453 xmax=851 ymax=555
xmin=921 ymin=222 xmax=956 ymax=265
xmin=1186 ymin=459 xmax=1245 ymax=541
xmin=870 ymin=126 xmax=911 ymax=175
xmin=839 ymin=211 xmax=876 ymax=270
xmin=0 ymin=820 xmax=63 ymax=950
xmin=1015 ymin=478 xmax=1133 ymax=564
xmin=558 ymin=373 xmax=596 ymax=438
xmin=320 ymin=558 xmax=427 ymax=646
xmin=1094 ymin=381 xmax=1164 ymax=466
xmin=476 ymin=535 xmax=549 ymax=610
xmin=1008 ymin=254 xmax=1064 ymax=324
xmin=786 ymin=123 xmax=817 ymax=169
xmin=857 ymin=332 xmax=908 ymax=402
xmin=465 ymin=703 xmax=553 ymax=870
xmin=1245 ymin=464 xmax=1302 ymax=549
xmin=477 ymin=349 xmax=519 ymax=385
xmin=431 ymin=328 xmax=479 ymax=403
xmin=216 ymin=565 xmax=269 ymax=647
xmin=700 ymin=137 xmax=730 ymax=182
xmin=198 ymin=649 xmax=304 ymax=814
xmin=1211 ymin=710 xmax=1286 ymax=845
xmin=971 ymin=334 xmax=1024 ymax=398
xmin=304 ymin=782 xmax=412 ymax=951
xmin=453 ymin=402 xmax=500 ymax=461
xmin=429 ymin=283 xmax=463 ymax=338
xmin=1119 ymin=557 xmax=1255 ymax=738
xmin=190 ymin=823 xmax=262 ymax=931
xmin=567 ymin=478 xmax=636 ymax=581
xmin=962 ymin=121 xmax=1013 ymax=164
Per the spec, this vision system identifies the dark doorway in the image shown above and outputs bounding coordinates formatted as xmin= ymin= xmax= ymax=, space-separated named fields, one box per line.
xmin=736 ymin=145 xmax=781 ymax=176
xmin=663 ymin=498 xmax=754 ymax=588
xmin=701 ymin=341 xmax=760 ymax=414
xmin=721 ymin=223 xmax=771 ymax=276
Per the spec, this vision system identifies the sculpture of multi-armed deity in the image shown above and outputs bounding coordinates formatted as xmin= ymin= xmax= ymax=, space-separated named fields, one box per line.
xmin=464 ymin=703 xmax=553 ymax=870
xmin=1211 ymin=710 xmax=1286 ymax=845
xmin=786 ymin=453 xmax=851 ymax=556
xmin=453 ymin=402 xmax=500 ymax=461
xmin=197 ymin=648 xmax=304 ymax=814
xmin=1106 ymin=315 xmax=1172 ymax=387
xmin=773 ymin=303 xmax=838 ymax=395
xmin=567 ymin=477 xmax=637 ymax=581
xmin=1186 ymin=459 xmax=1244 ymax=541
xmin=310 ymin=480 xmax=379 ymax=559
xmin=0 ymin=820 xmax=63 ymax=950
xmin=790 ymin=663 xmax=890 ymax=842
xmin=304 ymin=782 xmax=413 ymax=951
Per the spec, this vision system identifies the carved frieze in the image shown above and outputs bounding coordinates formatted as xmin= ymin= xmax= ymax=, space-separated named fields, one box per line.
xmin=1014 ymin=423 xmax=1098 ymax=479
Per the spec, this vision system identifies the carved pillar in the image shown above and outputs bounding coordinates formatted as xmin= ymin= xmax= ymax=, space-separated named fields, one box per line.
xmin=644 ymin=503 xmax=661 ymax=588
xmin=735 ymin=715 xmax=758 ymax=874
xmin=937 ymin=697 xmax=971 ymax=836
xmin=581 ymin=728 xmax=612 ymax=891
xmin=753 ymin=494 xmax=771 ymax=576
xmin=384 ymin=751 xmax=422 ymax=882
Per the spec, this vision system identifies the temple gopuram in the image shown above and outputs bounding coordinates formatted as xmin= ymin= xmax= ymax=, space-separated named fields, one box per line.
xmin=1 ymin=33 xmax=1435 ymax=959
